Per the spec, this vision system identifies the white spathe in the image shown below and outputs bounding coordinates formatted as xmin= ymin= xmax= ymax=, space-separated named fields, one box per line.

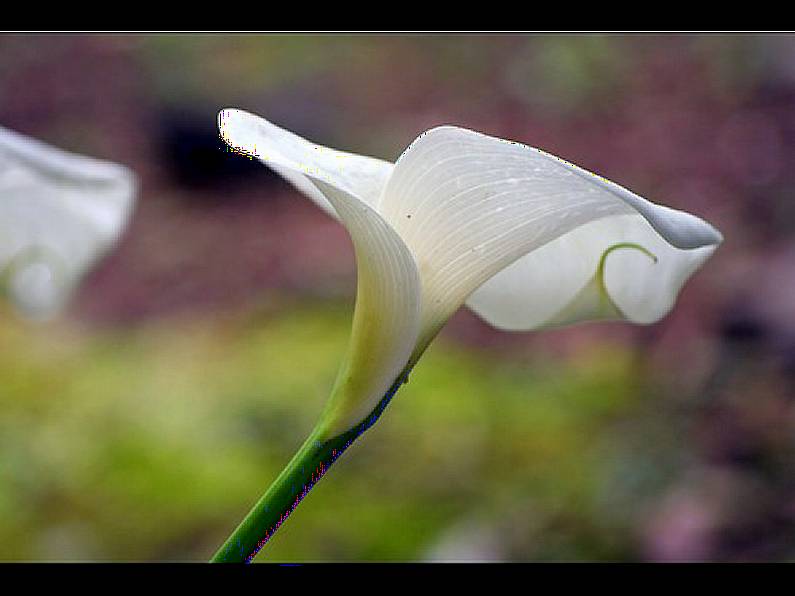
xmin=0 ymin=126 xmax=137 ymax=319
xmin=218 ymin=108 xmax=722 ymax=433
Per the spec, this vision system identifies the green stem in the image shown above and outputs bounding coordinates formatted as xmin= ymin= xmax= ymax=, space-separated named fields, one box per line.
xmin=210 ymin=367 xmax=412 ymax=563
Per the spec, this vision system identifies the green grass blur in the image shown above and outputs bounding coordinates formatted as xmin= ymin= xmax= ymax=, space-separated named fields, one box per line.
xmin=0 ymin=299 xmax=667 ymax=561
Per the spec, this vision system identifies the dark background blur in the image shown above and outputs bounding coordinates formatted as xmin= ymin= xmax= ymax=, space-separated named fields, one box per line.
xmin=0 ymin=33 xmax=793 ymax=562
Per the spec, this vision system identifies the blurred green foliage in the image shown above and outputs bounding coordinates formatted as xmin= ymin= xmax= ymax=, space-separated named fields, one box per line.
xmin=0 ymin=300 xmax=671 ymax=561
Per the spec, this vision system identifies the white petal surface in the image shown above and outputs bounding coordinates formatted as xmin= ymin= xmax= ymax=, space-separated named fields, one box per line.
xmin=467 ymin=213 xmax=717 ymax=330
xmin=0 ymin=126 xmax=136 ymax=319
xmin=218 ymin=109 xmax=420 ymax=434
xmin=309 ymin=179 xmax=421 ymax=436
xmin=379 ymin=126 xmax=722 ymax=337
xmin=218 ymin=109 xmax=393 ymax=217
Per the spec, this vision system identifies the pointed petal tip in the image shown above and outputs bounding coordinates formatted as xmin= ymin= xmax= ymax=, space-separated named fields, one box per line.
xmin=674 ymin=209 xmax=724 ymax=250
xmin=217 ymin=107 xmax=249 ymax=126
xmin=706 ymin=222 xmax=724 ymax=247
xmin=217 ymin=108 xmax=241 ymax=144
xmin=666 ymin=204 xmax=723 ymax=249
xmin=217 ymin=108 xmax=267 ymax=162
xmin=708 ymin=220 xmax=724 ymax=246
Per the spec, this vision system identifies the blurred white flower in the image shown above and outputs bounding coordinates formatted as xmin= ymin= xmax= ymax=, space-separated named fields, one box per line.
xmin=218 ymin=109 xmax=722 ymax=435
xmin=0 ymin=126 xmax=137 ymax=320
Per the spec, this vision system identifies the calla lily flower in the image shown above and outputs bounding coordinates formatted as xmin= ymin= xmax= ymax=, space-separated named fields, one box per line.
xmin=212 ymin=108 xmax=722 ymax=562
xmin=0 ymin=126 xmax=137 ymax=319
